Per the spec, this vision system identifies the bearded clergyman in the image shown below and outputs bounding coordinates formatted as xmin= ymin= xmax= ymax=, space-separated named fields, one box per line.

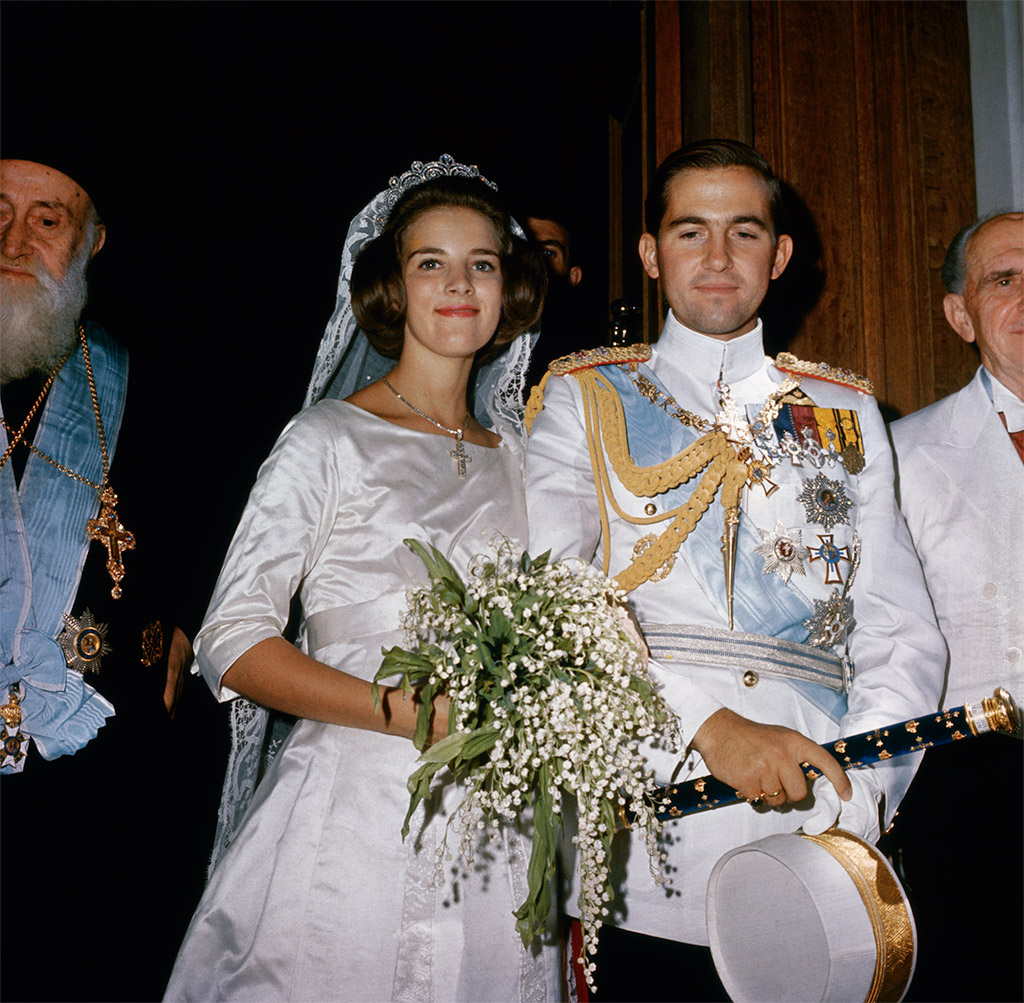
xmin=0 ymin=157 xmax=213 ymax=1002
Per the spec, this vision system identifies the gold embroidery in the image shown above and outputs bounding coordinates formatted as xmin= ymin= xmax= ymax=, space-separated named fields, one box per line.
xmin=775 ymin=352 xmax=874 ymax=394
xmin=578 ymin=368 xmax=747 ymax=596
xmin=140 ymin=620 xmax=164 ymax=667
xmin=548 ymin=343 xmax=652 ymax=377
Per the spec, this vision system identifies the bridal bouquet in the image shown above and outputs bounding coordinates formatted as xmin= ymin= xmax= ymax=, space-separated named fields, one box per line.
xmin=373 ymin=537 xmax=680 ymax=990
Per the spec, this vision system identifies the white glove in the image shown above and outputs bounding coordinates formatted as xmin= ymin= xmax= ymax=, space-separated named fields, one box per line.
xmin=801 ymin=768 xmax=883 ymax=843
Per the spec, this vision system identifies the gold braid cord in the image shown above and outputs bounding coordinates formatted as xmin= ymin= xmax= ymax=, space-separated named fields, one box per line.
xmin=524 ymin=372 xmax=550 ymax=434
xmin=573 ymin=368 xmax=746 ymax=592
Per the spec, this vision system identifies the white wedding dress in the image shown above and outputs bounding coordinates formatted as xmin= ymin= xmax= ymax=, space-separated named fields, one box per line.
xmin=164 ymin=400 xmax=561 ymax=1002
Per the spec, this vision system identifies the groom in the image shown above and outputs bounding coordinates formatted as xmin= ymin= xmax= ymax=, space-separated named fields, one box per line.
xmin=525 ymin=139 xmax=945 ymax=1000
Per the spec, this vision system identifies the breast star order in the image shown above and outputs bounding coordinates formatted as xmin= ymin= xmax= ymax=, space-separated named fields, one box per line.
xmin=58 ymin=608 xmax=112 ymax=675
xmin=753 ymin=521 xmax=806 ymax=583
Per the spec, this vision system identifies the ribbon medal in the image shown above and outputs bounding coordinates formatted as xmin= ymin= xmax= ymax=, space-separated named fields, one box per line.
xmin=774 ymin=405 xmax=865 ymax=474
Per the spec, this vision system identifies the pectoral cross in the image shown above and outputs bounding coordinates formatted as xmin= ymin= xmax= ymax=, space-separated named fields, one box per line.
xmin=86 ymin=488 xmax=135 ymax=598
xmin=450 ymin=435 xmax=471 ymax=478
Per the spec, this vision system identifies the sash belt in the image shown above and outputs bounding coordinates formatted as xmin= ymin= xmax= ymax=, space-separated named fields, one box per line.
xmin=642 ymin=623 xmax=850 ymax=694
xmin=305 ymin=591 xmax=407 ymax=654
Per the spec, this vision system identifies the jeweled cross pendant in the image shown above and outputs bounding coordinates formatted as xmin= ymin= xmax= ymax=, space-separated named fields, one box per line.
xmin=450 ymin=435 xmax=471 ymax=478
xmin=86 ymin=488 xmax=135 ymax=598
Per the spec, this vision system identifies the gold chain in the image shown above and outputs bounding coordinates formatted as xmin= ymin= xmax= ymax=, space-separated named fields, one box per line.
xmin=0 ymin=346 xmax=75 ymax=471
xmin=0 ymin=326 xmax=110 ymax=487
xmin=1 ymin=326 xmax=134 ymax=599
xmin=627 ymin=366 xmax=800 ymax=443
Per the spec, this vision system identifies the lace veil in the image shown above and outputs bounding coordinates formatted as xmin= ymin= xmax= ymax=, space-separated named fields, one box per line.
xmin=210 ymin=155 xmax=538 ymax=874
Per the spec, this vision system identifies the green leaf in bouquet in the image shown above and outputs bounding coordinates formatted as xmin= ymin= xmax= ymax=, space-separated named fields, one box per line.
xmin=373 ymin=646 xmax=436 ymax=710
xmin=457 ymin=724 xmax=500 ymax=762
xmin=375 ymin=645 xmax=438 ymax=680
xmin=520 ymin=549 xmax=551 ymax=574
xmin=405 ymin=539 xmax=463 ymax=586
xmin=485 ymin=608 xmax=514 ymax=643
xmin=417 ymin=728 xmax=469 ymax=763
xmin=512 ymin=591 xmax=541 ymax=614
xmin=513 ymin=768 xmax=556 ymax=946
xmin=477 ymin=640 xmax=497 ymax=675
xmin=437 ymin=584 xmax=467 ymax=608
xmin=401 ymin=759 xmax=447 ymax=840
xmin=412 ymin=678 xmax=442 ymax=752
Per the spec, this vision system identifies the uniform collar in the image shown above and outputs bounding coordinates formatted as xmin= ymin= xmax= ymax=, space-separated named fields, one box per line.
xmin=655 ymin=312 xmax=766 ymax=385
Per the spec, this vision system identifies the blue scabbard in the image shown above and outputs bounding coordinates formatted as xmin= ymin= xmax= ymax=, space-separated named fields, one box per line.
xmin=652 ymin=688 xmax=1019 ymax=821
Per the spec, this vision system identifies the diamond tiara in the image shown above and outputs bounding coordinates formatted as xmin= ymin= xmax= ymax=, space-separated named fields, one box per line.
xmin=373 ymin=153 xmax=498 ymax=230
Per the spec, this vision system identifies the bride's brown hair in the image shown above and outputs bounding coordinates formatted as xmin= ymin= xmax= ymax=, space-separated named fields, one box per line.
xmin=351 ymin=176 xmax=547 ymax=361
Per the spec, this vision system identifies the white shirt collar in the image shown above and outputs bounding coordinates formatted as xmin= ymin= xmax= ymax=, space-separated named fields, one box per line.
xmin=655 ymin=311 xmax=767 ymax=386
xmin=986 ymin=367 xmax=1024 ymax=433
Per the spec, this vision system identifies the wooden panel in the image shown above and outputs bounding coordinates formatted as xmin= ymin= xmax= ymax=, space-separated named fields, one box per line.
xmin=752 ymin=2 xmax=871 ymax=374
xmin=749 ymin=0 xmax=976 ymax=416
xmin=680 ymin=1 xmax=752 ymax=145
xmin=912 ymin=1 xmax=978 ymax=401
xmin=653 ymin=0 xmax=684 ymax=164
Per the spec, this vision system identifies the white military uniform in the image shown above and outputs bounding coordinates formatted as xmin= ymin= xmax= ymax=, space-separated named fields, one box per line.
xmin=525 ymin=314 xmax=945 ymax=945
xmin=890 ymin=366 xmax=1024 ymax=708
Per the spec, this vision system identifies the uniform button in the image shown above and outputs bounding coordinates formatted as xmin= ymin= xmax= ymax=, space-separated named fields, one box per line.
xmin=1006 ymin=647 xmax=1021 ymax=664
xmin=644 ymin=503 xmax=657 ymax=516
xmin=983 ymin=583 xmax=998 ymax=598
xmin=743 ymin=670 xmax=759 ymax=688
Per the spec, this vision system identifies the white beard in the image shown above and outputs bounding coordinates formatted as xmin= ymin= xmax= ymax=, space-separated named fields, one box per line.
xmin=1 ymin=239 xmax=91 ymax=384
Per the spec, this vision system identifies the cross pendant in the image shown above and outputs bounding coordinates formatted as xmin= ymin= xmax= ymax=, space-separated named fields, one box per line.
xmin=808 ymin=533 xmax=852 ymax=585
xmin=86 ymin=491 xmax=136 ymax=598
xmin=450 ymin=435 xmax=471 ymax=478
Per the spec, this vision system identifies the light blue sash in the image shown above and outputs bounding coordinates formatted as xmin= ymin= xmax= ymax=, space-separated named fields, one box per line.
xmin=599 ymin=363 xmax=847 ymax=719
xmin=1 ymin=324 xmax=126 ymax=764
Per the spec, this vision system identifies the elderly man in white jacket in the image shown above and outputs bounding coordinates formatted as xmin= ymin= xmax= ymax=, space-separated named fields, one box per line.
xmin=886 ymin=210 xmax=1023 ymax=1003
xmin=525 ymin=139 xmax=946 ymax=1001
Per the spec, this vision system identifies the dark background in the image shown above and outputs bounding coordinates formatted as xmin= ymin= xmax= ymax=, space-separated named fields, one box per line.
xmin=3 ymin=0 xmax=629 ymax=611
xmin=3 ymin=9 xmax=629 ymax=986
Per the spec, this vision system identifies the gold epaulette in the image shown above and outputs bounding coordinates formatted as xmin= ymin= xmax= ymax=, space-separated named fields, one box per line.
xmin=774 ymin=352 xmax=874 ymax=395
xmin=548 ymin=343 xmax=652 ymax=376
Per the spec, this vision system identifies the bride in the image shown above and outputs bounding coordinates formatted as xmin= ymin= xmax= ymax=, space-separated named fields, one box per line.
xmin=164 ymin=160 xmax=559 ymax=1001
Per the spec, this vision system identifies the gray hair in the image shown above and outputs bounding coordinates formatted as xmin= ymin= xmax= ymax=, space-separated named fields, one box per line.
xmin=942 ymin=209 xmax=1022 ymax=293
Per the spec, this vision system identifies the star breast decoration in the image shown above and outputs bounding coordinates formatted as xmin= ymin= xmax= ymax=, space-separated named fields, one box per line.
xmin=58 ymin=609 xmax=112 ymax=675
xmin=797 ymin=473 xmax=853 ymax=532
xmin=803 ymin=590 xmax=854 ymax=649
xmin=754 ymin=521 xmax=806 ymax=583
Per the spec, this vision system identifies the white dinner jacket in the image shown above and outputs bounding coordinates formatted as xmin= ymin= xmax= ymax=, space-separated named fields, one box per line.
xmin=891 ymin=367 xmax=1024 ymax=711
